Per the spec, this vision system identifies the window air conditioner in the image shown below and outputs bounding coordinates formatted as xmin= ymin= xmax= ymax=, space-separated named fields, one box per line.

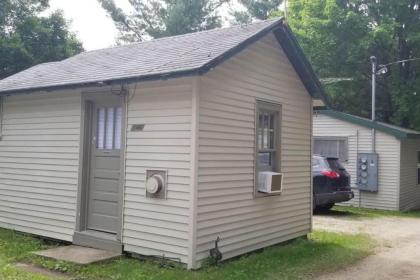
xmin=258 ymin=172 xmax=283 ymax=194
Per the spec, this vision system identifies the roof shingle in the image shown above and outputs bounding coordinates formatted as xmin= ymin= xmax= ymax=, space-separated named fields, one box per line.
xmin=0 ymin=20 xmax=279 ymax=94
xmin=0 ymin=18 xmax=328 ymax=104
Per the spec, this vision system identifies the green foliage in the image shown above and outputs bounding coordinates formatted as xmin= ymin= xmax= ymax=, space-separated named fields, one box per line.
xmin=0 ymin=0 xmax=83 ymax=79
xmin=284 ymin=0 xmax=420 ymax=130
xmin=98 ymin=0 xmax=228 ymax=42
xmin=233 ymin=0 xmax=283 ymax=24
xmin=0 ymin=230 xmax=49 ymax=279
xmin=0 ymin=228 xmax=374 ymax=280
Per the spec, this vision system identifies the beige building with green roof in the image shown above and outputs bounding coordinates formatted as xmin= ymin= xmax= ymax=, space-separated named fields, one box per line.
xmin=314 ymin=109 xmax=420 ymax=211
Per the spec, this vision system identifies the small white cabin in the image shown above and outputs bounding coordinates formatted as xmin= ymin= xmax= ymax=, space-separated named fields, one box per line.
xmin=0 ymin=19 xmax=327 ymax=268
xmin=313 ymin=110 xmax=420 ymax=211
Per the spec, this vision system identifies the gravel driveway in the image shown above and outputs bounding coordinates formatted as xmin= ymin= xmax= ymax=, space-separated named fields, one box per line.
xmin=313 ymin=213 xmax=420 ymax=280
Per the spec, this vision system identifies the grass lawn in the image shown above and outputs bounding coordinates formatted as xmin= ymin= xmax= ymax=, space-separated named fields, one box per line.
xmin=0 ymin=229 xmax=374 ymax=280
xmin=330 ymin=205 xmax=420 ymax=219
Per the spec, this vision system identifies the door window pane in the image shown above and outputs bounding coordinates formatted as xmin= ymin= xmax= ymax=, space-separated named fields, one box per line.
xmin=105 ymin=107 xmax=115 ymax=149
xmin=97 ymin=108 xmax=106 ymax=149
xmin=114 ymin=107 xmax=122 ymax=149
xmin=96 ymin=106 xmax=122 ymax=150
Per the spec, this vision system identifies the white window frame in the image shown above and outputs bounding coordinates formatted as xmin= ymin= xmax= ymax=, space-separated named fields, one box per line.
xmin=313 ymin=136 xmax=349 ymax=162
xmin=254 ymin=100 xmax=282 ymax=198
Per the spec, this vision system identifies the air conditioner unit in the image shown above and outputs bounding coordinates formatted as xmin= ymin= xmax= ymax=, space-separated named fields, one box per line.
xmin=258 ymin=172 xmax=283 ymax=194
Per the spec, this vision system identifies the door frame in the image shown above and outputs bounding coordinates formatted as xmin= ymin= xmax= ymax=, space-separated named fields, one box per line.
xmin=75 ymin=90 xmax=127 ymax=242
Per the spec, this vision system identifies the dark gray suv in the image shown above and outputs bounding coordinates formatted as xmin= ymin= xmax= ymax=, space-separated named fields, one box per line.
xmin=312 ymin=155 xmax=354 ymax=210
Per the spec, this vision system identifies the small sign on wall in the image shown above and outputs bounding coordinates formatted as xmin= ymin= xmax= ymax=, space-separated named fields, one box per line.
xmin=131 ymin=124 xmax=145 ymax=131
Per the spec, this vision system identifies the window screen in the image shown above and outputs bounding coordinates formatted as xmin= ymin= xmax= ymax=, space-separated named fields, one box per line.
xmin=314 ymin=138 xmax=348 ymax=161
xmin=96 ymin=106 xmax=122 ymax=150
xmin=257 ymin=109 xmax=278 ymax=172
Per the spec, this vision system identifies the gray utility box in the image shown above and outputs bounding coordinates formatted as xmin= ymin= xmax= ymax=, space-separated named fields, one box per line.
xmin=357 ymin=153 xmax=379 ymax=192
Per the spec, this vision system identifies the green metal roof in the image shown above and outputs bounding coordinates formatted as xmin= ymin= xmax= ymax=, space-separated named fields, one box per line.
xmin=316 ymin=109 xmax=420 ymax=139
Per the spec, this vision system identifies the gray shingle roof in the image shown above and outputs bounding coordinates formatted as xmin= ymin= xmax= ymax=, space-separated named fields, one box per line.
xmin=0 ymin=18 xmax=328 ymax=103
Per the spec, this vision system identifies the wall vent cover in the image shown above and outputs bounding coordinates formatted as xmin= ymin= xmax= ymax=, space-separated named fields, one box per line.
xmin=145 ymin=169 xmax=168 ymax=199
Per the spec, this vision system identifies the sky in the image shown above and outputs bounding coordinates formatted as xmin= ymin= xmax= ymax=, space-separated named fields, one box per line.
xmin=47 ymin=0 xmax=241 ymax=51
xmin=47 ymin=0 xmax=130 ymax=50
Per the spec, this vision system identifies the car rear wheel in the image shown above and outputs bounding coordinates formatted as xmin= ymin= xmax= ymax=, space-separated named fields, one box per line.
xmin=318 ymin=203 xmax=335 ymax=210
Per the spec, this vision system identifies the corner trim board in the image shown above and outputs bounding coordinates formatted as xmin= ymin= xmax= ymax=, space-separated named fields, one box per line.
xmin=188 ymin=77 xmax=200 ymax=269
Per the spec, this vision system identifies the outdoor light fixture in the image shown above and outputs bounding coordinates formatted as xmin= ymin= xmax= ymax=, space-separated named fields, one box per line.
xmin=376 ymin=65 xmax=388 ymax=75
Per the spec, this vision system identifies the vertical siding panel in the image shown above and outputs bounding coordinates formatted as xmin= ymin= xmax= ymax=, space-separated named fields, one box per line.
xmin=313 ymin=114 xmax=400 ymax=210
xmin=196 ymin=33 xmax=312 ymax=264
xmin=0 ymin=91 xmax=81 ymax=241
xmin=122 ymin=79 xmax=192 ymax=263
xmin=399 ymin=139 xmax=420 ymax=210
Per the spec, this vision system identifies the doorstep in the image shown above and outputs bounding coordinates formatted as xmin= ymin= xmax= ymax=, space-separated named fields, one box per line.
xmin=34 ymin=245 xmax=121 ymax=265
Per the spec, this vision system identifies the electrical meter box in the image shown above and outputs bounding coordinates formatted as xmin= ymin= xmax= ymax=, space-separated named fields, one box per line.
xmin=357 ymin=153 xmax=378 ymax=192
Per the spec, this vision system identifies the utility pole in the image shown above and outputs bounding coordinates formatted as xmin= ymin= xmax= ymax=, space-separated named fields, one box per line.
xmin=370 ymin=56 xmax=377 ymax=152
xmin=284 ymin=0 xmax=287 ymax=20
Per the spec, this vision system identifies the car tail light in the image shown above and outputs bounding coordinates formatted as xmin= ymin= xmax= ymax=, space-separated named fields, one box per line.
xmin=321 ymin=169 xmax=340 ymax=179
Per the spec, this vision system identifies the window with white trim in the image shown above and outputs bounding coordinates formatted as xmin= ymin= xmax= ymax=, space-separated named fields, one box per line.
xmin=417 ymin=151 xmax=420 ymax=185
xmin=96 ymin=106 xmax=122 ymax=150
xmin=255 ymin=101 xmax=281 ymax=195
xmin=314 ymin=137 xmax=348 ymax=162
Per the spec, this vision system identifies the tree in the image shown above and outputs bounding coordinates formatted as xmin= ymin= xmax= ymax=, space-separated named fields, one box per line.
xmin=232 ymin=0 xmax=283 ymax=24
xmin=273 ymin=0 xmax=420 ymax=130
xmin=0 ymin=0 xmax=83 ymax=79
xmin=98 ymin=0 xmax=229 ymax=43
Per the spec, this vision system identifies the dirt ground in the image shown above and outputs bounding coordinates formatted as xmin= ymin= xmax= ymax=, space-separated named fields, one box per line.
xmin=313 ymin=213 xmax=420 ymax=280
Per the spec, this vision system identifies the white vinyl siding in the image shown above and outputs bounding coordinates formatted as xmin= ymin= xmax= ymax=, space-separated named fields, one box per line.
xmin=0 ymin=91 xmax=81 ymax=241
xmin=313 ymin=113 xmax=400 ymax=210
xmin=195 ymin=33 xmax=312 ymax=265
xmin=122 ymin=78 xmax=193 ymax=264
xmin=399 ymin=139 xmax=420 ymax=210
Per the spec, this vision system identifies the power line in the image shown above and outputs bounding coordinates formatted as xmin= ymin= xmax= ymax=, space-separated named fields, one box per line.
xmin=382 ymin=57 xmax=420 ymax=67
xmin=320 ymin=77 xmax=354 ymax=84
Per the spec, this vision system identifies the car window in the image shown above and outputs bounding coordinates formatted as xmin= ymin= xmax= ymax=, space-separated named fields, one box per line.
xmin=312 ymin=157 xmax=325 ymax=171
xmin=327 ymin=158 xmax=345 ymax=170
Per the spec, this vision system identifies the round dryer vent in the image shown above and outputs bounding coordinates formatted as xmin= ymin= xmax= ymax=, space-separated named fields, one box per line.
xmin=145 ymin=169 xmax=168 ymax=199
xmin=146 ymin=174 xmax=164 ymax=194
